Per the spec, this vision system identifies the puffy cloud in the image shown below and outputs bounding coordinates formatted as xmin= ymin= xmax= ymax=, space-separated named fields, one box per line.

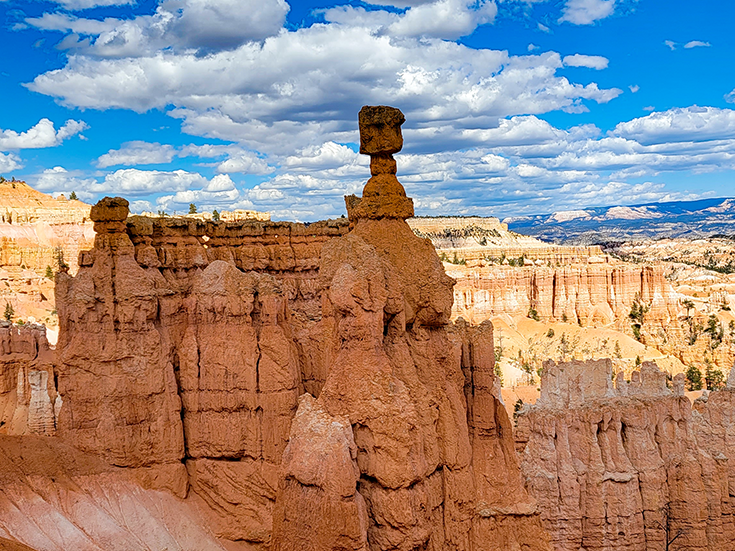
xmin=215 ymin=152 xmax=272 ymax=175
xmin=32 ymin=166 xmax=99 ymax=200
xmin=612 ymin=106 xmax=735 ymax=144
xmin=37 ymin=0 xmax=289 ymax=57
xmin=28 ymin=19 xmax=621 ymax=155
xmin=559 ymin=0 xmax=615 ymax=25
xmin=97 ymin=141 xmax=176 ymax=167
xmin=93 ymin=168 xmax=207 ymax=195
xmin=563 ymin=54 xmax=609 ymax=69
xmin=684 ymin=40 xmax=710 ymax=49
xmin=156 ymin=174 xmax=240 ymax=210
xmin=0 ymin=153 xmax=22 ymax=173
xmin=0 ymin=119 xmax=88 ymax=151
xmin=386 ymin=0 xmax=498 ymax=40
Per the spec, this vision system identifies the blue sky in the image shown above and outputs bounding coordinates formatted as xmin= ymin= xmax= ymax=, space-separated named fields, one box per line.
xmin=1 ymin=0 xmax=734 ymax=221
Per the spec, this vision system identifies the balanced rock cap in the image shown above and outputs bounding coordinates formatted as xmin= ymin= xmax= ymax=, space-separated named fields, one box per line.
xmin=358 ymin=105 xmax=405 ymax=155
xmin=90 ymin=196 xmax=130 ymax=223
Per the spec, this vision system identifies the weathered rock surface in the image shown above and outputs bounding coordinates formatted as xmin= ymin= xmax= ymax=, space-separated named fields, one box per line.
xmin=271 ymin=105 xmax=550 ymax=550
xmin=519 ymin=358 xmax=735 ymax=551
xmin=30 ymin=106 xmax=552 ymax=550
xmin=0 ymin=324 xmax=57 ymax=436
xmin=451 ymin=263 xmax=681 ymax=327
xmin=0 ymin=435 xmax=228 ymax=551
xmin=0 ymin=180 xmax=94 ymax=329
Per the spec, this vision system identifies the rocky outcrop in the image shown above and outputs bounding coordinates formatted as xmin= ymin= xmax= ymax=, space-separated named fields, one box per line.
xmin=273 ymin=105 xmax=550 ymax=550
xmin=518 ymin=358 xmax=735 ymax=551
xmin=450 ymin=263 xmax=682 ymax=327
xmin=0 ymin=181 xmax=94 ymax=329
xmin=0 ymin=435 xmax=228 ymax=551
xmin=0 ymin=323 xmax=57 ymax=436
xmin=46 ymin=106 xmax=550 ymax=550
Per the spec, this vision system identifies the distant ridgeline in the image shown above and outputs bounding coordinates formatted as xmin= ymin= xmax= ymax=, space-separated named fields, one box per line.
xmin=0 ymin=180 xmax=90 ymax=225
xmin=504 ymin=197 xmax=735 ymax=244
xmin=407 ymin=216 xmax=604 ymax=265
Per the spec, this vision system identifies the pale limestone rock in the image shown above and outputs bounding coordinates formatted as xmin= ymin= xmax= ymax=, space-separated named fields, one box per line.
xmin=27 ymin=370 xmax=55 ymax=436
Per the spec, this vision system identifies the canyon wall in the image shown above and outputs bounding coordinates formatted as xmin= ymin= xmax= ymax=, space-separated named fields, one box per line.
xmin=0 ymin=181 xmax=95 ymax=328
xmin=450 ymin=263 xmax=682 ymax=328
xmin=518 ymin=358 xmax=735 ymax=551
xmin=409 ymin=216 xmax=604 ymax=264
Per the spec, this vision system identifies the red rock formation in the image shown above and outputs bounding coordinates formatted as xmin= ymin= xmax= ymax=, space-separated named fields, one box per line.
xmin=519 ymin=359 xmax=735 ymax=551
xmin=272 ymin=105 xmax=550 ymax=550
xmin=32 ymin=106 xmax=551 ymax=550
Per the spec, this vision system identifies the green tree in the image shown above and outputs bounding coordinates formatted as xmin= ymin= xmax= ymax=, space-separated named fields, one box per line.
xmin=705 ymin=361 xmax=725 ymax=391
xmin=682 ymin=298 xmax=695 ymax=318
xmin=69 ymin=191 xmax=78 ymax=200
xmin=528 ymin=307 xmax=540 ymax=321
xmin=212 ymin=209 xmax=220 ymax=222
xmin=546 ymin=328 xmax=555 ymax=338
xmin=45 ymin=265 xmax=53 ymax=279
xmin=685 ymin=365 xmax=703 ymax=391
xmin=4 ymin=302 xmax=14 ymax=321
xmin=189 ymin=203 xmax=197 ymax=214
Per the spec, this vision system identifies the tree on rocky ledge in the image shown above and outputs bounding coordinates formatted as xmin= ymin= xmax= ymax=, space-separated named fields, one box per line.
xmin=212 ymin=209 xmax=220 ymax=221
xmin=189 ymin=203 xmax=197 ymax=214
xmin=69 ymin=191 xmax=78 ymax=201
xmin=685 ymin=365 xmax=703 ymax=391
xmin=4 ymin=302 xmax=13 ymax=321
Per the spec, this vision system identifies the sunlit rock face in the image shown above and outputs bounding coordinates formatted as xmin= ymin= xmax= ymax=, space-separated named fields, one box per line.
xmin=519 ymin=359 xmax=735 ymax=551
xmin=38 ymin=107 xmax=551 ymax=551
xmin=272 ymin=105 xmax=550 ymax=551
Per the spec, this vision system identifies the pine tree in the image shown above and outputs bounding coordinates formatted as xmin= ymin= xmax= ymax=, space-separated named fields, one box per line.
xmin=189 ymin=203 xmax=197 ymax=214
xmin=4 ymin=302 xmax=14 ymax=321
xmin=69 ymin=191 xmax=78 ymax=201
xmin=212 ymin=209 xmax=220 ymax=221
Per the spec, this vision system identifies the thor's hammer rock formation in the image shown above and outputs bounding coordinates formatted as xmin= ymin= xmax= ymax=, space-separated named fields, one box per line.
xmin=272 ymin=106 xmax=550 ymax=550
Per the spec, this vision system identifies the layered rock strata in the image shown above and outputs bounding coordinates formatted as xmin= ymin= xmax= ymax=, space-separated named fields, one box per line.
xmin=409 ymin=216 xmax=604 ymax=264
xmin=49 ymin=106 xmax=551 ymax=550
xmin=518 ymin=358 xmax=735 ymax=551
xmin=451 ymin=263 xmax=682 ymax=327
xmin=273 ymin=105 xmax=550 ymax=550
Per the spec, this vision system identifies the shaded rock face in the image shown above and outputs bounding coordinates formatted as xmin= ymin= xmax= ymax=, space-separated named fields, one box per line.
xmin=0 ymin=435 xmax=228 ymax=551
xmin=0 ymin=324 xmax=57 ymax=436
xmin=519 ymin=359 xmax=735 ymax=551
xmin=49 ymin=106 xmax=550 ymax=550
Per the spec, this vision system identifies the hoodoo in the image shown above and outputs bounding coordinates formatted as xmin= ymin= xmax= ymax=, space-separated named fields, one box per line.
xmin=4 ymin=107 xmax=549 ymax=550
xmin=272 ymin=105 xmax=550 ymax=550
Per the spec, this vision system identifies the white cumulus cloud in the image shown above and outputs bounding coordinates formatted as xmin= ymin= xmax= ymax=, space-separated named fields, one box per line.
xmin=97 ymin=141 xmax=177 ymax=168
xmin=559 ymin=0 xmax=615 ymax=25
xmin=563 ymin=53 xmax=609 ymax=69
xmin=0 ymin=119 xmax=88 ymax=151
